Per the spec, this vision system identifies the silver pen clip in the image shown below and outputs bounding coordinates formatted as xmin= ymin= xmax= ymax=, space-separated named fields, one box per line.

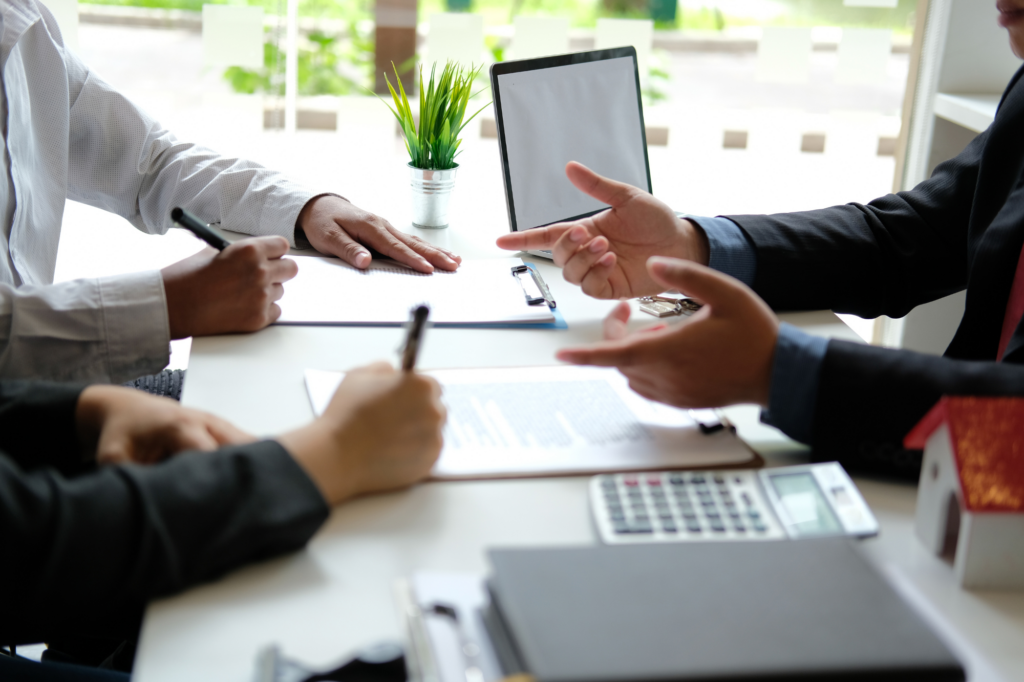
xmin=512 ymin=265 xmax=556 ymax=309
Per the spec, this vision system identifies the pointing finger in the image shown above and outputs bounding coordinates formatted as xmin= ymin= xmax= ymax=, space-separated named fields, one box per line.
xmin=496 ymin=224 xmax=572 ymax=251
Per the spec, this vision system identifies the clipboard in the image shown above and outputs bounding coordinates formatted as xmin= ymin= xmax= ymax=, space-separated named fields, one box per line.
xmin=275 ymin=256 xmax=565 ymax=328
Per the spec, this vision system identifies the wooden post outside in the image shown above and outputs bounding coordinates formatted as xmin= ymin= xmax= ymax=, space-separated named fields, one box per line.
xmin=892 ymin=0 xmax=930 ymax=194
xmin=375 ymin=0 xmax=418 ymax=94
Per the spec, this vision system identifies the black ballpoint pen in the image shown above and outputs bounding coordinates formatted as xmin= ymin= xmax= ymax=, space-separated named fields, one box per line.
xmin=401 ymin=305 xmax=431 ymax=372
xmin=171 ymin=207 xmax=231 ymax=251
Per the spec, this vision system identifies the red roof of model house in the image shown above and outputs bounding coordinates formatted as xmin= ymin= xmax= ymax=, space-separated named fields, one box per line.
xmin=904 ymin=396 xmax=1024 ymax=513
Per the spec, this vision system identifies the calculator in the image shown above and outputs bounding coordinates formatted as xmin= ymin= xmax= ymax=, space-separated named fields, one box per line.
xmin=590 ymin=462 xmax=879 ymax=544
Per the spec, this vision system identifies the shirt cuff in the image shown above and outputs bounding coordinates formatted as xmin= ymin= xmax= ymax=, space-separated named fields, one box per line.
xmin=682 ymin=215 xmax=757 ymax=287
xmin=760 ymin=323 xmax=828 ymax=444
xmin=98 ymin=270 xmax=171 ymax=383
xmin=257 ymin=182 xmax=319 ymax=247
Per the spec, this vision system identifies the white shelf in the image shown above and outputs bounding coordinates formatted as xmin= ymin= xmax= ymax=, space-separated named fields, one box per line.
xmin=933 ymin=93 xmax=1000 ymax=133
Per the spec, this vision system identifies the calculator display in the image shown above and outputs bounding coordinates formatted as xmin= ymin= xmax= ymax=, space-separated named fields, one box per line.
xmin=767 ymin=472 xmax=842 ymax=536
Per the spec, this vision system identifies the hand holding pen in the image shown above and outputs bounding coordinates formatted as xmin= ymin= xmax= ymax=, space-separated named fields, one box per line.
xmin=161 ymin=207 xmax=298 ymax=338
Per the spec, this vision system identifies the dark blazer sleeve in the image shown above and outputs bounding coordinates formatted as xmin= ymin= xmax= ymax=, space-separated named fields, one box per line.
xmin=0 ymin=440 xmax=330 ymax=645
xmin=810 ymin=340 xmax=1024 ymax=478
xmin=724 ymin=129 xmax=988 ymax=317
xmin=0 ymin=381 xmax=91 ymax=474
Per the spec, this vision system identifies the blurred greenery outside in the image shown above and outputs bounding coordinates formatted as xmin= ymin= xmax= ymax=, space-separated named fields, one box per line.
xmin=86 ymin=0 xmax=917 ymax=97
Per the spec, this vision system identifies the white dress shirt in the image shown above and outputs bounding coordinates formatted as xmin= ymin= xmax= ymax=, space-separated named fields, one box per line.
xmin=0 ymin=0 xmax=315 ymax=383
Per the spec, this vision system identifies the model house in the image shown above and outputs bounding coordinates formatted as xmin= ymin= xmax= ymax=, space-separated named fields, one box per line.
xmin=905 ymin=396 xmax=1024 ymax=590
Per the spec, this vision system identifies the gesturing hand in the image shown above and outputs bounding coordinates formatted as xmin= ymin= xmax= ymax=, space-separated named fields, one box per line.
xmin=298 ymin=194 xmax=461 ymax=274
xmin=76 ymin=386 xmax=255 ymax=465
xmin=278 ymin=362 xmax=446 ymax=505
xmin=161 ymin=236 xmax=298 ymax=338
xmin=556 ymin=257 xmax=779 ymax=408
xmin=495 ymin=162 xmax=709 ymax=299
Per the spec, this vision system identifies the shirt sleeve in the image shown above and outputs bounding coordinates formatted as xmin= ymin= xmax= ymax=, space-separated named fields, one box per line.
xmin=760 ymin=323 xmax=829 ymax=444
xmin=683 ymin=215 xmax=758 ymax=287
xmin=0 ymin=439 xmax=330 ymax=644
xmin=64 ymin=50 xmax=316 ymax=246
xmin=0 ymin=270 xmax=171 ymax=384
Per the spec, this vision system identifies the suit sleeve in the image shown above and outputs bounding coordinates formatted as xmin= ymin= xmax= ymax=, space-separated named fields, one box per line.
xmin=811 ymin=340 xmax=1024 ymax=478
xmin=0 ymin=381 xmax=90 ymax=474
xmin=724 ymin=129 xmax=988 ymax=317
xmin=0 ymin=440 xmax=329 ymax=644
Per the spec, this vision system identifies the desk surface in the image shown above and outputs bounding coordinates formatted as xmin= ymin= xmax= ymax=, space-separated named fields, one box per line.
xmin=134 ymin=182 xmax=1024 ymax=682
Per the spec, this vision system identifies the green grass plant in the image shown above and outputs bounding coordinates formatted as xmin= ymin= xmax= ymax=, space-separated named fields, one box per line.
xmin=382 ymin=61 xmax=490 ymax=170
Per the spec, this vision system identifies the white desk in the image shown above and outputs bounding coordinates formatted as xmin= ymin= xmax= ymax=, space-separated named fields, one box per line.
xmin=133 ymin=192 xmax=1024 ymax=682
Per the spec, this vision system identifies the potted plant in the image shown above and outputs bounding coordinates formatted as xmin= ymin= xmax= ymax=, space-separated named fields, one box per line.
xmin=382 ymin=61 xmax=489 ymax=228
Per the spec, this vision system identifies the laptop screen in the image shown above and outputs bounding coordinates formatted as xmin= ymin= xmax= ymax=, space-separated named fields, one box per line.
xmin=492 ymin=49 xmax=651 ymax=233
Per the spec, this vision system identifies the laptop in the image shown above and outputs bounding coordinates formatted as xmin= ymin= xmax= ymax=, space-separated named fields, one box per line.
xmin=490 ymin=47 xmax=653 ymax=259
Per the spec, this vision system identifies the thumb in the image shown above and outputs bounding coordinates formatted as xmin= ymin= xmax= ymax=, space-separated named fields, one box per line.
xmin=252 ymin=235 xmax=291 ymax=259
xmin=96 ymin=438 xmax=131 ymax=465
xmin=603 ymin=301 xmax=632 ymax=341
xmin=565 ymin=161 xmax=635 ymax=208
xmin=646 ymin=257 xmax=744 ymax=315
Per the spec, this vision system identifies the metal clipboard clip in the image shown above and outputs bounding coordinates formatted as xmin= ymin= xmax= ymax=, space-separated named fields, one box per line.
xmin=638 ymin=295 xmax=702 ymax=318
xmin=511 ymin=265 xmax=556 ymax=309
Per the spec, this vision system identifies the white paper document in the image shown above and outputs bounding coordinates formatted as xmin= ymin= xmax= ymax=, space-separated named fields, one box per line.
xmin=277 ymin=256 xmax=556 ymax=326
xmin=304 ymin=366 xmax=754 ymax=479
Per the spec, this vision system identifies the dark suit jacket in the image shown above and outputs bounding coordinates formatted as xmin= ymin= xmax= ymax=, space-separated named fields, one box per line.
xmin=0 ymin=381 xmax=329 ymax=645
xmin=727 ymin=65 xmax=1024 ymax=477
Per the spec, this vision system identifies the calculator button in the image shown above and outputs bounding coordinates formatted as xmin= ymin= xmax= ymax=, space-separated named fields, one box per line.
xmin=742 ymin=492 xmax=753 ymax=506
xmin=747 ymin=509 xmax=762 ymax=519
xmin=647 ymin=477 xmax=662 ymax=486
xmin=733 ymin=524 xmax=747 ymax=532
xmin=728 ymin=511 xmax=741 ymax=520
xmin=624 ymin=477 xmax=638 ymax=487
xmin=635 ymin=513 xmax=650 ymax=522
xmin=753 ymin=522 xmax=768 ymax=533
xmin=609 ymin=510 xmax=625 ymax=522
xmin=686 ymin=522 xmax=702 ymax=533
xmin=691 ymin=475 xmax=706 ymax=484
xmin=601 ymin=478 xmax=617 ymax=491
xmin=701 ymin=500 xmax=717 ymax=508
xmin=713 ymin=474 xmax=725 ymax=484
xmin=613 ymin=521 xmax=631 ymax=534
xmin=662 ymin=524 xmax=678 ymax=533
xmin=669 ymin=474 xmax=685 ymax=485
xmin=632 ymin=522 xmax=653 ymax=534
xmin=710 ymin=522 xmax=726 ymax=533
xmin=706 ymin=511 xmax=721 ymax=520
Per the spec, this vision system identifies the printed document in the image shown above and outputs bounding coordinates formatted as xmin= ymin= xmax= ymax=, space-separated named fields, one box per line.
xmin=277 ymin=256 xmax=555 ymax=326
xmin=305 ymin=366 xmax=754 ymax=479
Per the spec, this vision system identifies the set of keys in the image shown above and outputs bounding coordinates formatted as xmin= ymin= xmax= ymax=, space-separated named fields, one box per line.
xmin=637 ymin=295 xmax=702 ymax=318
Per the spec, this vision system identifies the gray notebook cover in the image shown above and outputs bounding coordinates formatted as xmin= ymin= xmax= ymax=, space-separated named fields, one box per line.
xmin=486 ymin=539 xmax=964 ymax=682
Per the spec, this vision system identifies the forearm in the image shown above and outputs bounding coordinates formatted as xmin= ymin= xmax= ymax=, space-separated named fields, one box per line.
xmin=65 ymin=55 xmax=316 ymax=245
xmin=813 ymin=341 xmax=1024 ymax=477
xmin=723 ymin=129 xmax=990 ymax=317
xmin=0 ymin=440 xmax=329 ymax=643
xmin=0 ymin=273 xmax=170 ymax=383
xmin=0 ymin=381 xmax=89 ymax=473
